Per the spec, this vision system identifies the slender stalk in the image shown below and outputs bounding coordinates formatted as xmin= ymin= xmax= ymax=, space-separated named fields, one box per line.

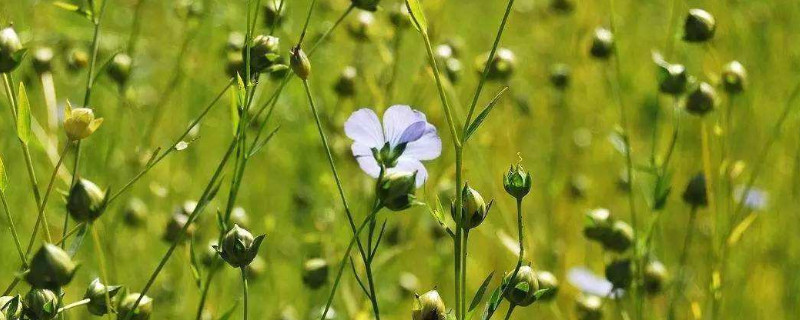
xmin=24 ymin=142 xmax=71 ymax=255
xmin=90 ymin=225 xmax=113 ymax=320
xmin=700 ymin=119 xmax=717 ymax=233
xmin=301 ymin=79 xmax=377 ymax=319
xmin=666 ymin=206 xmax=698 ymax=320
xmin=0 ymin=190 xmax=26 ymax=265
xmin=121 ymin=139 xmax=238 ymax=320
xmin=57 ymin=298 xmax=91 ymax=313
xmin=463 ymin=0 xmax=516 ymax=131
xmin=308 ymin=5 xmax=354 ymax=55
xmin=461 ymin=230 xmax=470 ymax=317
xmin=503 ymin=305 xmax=516 ymax=320
xmin=319 ymin=205 xmax=383 ymax=320
xmin=605 ymin=0 xmax=642 ymax=315
xmin=241 ymin=267 xmax=249 ymax=320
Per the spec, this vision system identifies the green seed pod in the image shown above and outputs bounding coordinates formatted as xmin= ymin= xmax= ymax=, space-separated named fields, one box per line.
xmin=604 ymin=220 xmax=634 ymax=252
xmin=583 ymin=208 xmax=612 ymax=243
xmin=535 ymin=270 xmax=559 ymax=301
xmin=377 ymin=171 xmax=417 ymax=211
xmin=643 ymin=260 xmax=669 ymax=295
xmin=347 ymin=12 xmax=375 ymax=42
xmin=683 ymin=9 xmax=716 ymax=43
xmin=66 ymin=178 xmax=106 ymax=222
xmin=26 ymin=244 xmax=78 ymax=289
xmin=550 ymin=0 xmax=574 ymax=14
xmin=33 ymin=47 xmax=54 ymax=74
xmin=476 ymin=48 xmax=516 ymax=81
xmin=504 ymin=266 xmax=540 ymax=307
xmin=108 ymin=53 xmax=132 ymax=86
xmin=604 ymin=258 xmax=633 ymax=289
xmin=84 ymin=278 xmax=122 ymax=316
xmin=682 ymin=172 xmax=708 ymax=207
xmin=333 ymin=66 xmax=357 ymax=97
xmin=216 ymin=224 xmax=266 ymax=268
xmin=0 ymin=26 xmax=24 ymax=73
xmin=721 ymin=60 xmax=747 ymax=94
xmin=460 ymin=184 xmax=491 ymax=229
xmin=262 ymin=0 xmax=286 ymax=28
xmin=389 ymin=3 xmax=412 ymax=29
xmin=302 ymin=258 xmax=329 ymax=290
xmin=123 ymin=197 xmax=147 ymax=228
xmin=247 ymin=35 xmax=281 ymax=75
xmin=163 ymin=212 xmax=195 ymax=243
xmin=684 ymin=82 xmax=717 ymax=116
xmin=590 ymin=27 xmax=614 ymax=59
xmin=549 ymin=63 xmax=571 ymax=89
xmin=412 ymin=290 xmax=446 ymax=320
xmin=575 ymin=294 xmax=603 ymax=320
xmin=503 ymin=164 xmax=532 ymax=200
xmin=63 ymin=103 xmax=104 ymax=141
xmin=352 ymin=0 xmax=379 ymax=12
xmin=0 ymin=295 xmax=23 ymax=319
xmin=67 ymin=48 xmax=89 ymax=71
xmin=653 ymin=52 xmax=688 ymax=95
xmin=23 ymin=289 xmax=59 ymax=320
xmin=245 ymin=255 xmax=266 ymax=280
xmin=289 ymin=47 xmax=311 ymax=80
xmin=117 ymin=293 xmax=152 ymax=320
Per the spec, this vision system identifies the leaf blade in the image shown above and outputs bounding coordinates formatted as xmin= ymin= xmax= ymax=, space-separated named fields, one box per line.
xmin=16 ymin=82 xmax=31 ymax=145
xmin=464 ymin=87 xmax=508 ymax=141
xmin=404 ymin=0 xmax=428 ymax=33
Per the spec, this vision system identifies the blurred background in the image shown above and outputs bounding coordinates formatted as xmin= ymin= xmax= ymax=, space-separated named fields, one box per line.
xmin=1 ymin=0 xmax=799 ymax=319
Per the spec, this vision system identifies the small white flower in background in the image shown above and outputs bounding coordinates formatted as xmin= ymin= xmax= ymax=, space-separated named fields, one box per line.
xmin=734 ymin=186 xmax=768 ymax=211
xmin=567 ymin=267 xmax=623 ymax=299
xmin=345 ymin=105 xmax=442 ymax=187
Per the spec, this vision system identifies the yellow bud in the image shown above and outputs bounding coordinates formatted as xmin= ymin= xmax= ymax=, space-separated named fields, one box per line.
xmin=63 ymin=102 xmax=103 ymax=141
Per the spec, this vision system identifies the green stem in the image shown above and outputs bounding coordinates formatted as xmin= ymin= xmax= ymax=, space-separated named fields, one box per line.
xmin=0 ymin=190 xmax=25 ymax=265
xmin=90 ymin=225 xmax=113 ymax=320
xmin=23 ymin=142 xmax=70 ymax=256
xmin=666 ymin=206 xmax=698 ymax=320
xmin=461 ymin=230 xmax=469 ymax=318
xmin=195 ymin=266 xmax=219 ymax=320
xmin=308 ymin=5 xmax=354 ymax=55
xmin=319 ymin=204 xmax=383 ymax=320
xmin=503 ymin=305 xmax=516 ymax=320
xmin=57 ymin=298 xmax=91 ymax=313
xmin=241 ymin=267 xmax=249 ymax=320
xmin=463 ymin=0 xmax=516 ymax=132
xmin=121 ymin=139 xmax=238 ymax=320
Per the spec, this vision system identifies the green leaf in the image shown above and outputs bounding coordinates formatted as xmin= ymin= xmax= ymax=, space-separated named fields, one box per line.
xmin=53 ymin=1 xmax=93 ymax=20
xmin=229 ymin=85 xmax=240 ymax=137
xmin=464 ymin=87 xmax=508 ymax=141
xmin=16 ymin=82 xmax=31 ymax=145
xmin=469 ymin=271 xmax=495 ymax=312
xmin=189 ymin=239 xmax=203 ymax=289
xmin=404 ymin=0 xmax=428 ymax=33
xmin=481 ymin=282 xmax=506 ymax=320
xmin=0 ymin=155 xmax=7 ymax=193
xmin=533 ymin=288 xmax=555 ymax=300
xmin=247 ymin=125 xmax=281 ymax=158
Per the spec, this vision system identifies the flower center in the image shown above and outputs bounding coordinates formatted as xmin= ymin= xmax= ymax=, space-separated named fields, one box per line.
xmin=372 ymin=142 xmax=407 ymax=168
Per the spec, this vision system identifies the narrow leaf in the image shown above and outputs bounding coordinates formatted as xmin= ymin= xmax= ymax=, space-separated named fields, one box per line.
xmin=248 ymin=125 xmax=281 ymax=158
xmin=229 ymin=88 xmax=239 ymax=137
xmin=216 ymin=301 xmax=239 ymax=320
xmin=405 ymin=0 xmax=428 ymax=33
xmin=0 ymin=155 xmax=7 ymax=193
xmin=469 ymin=271 xmax=495 ymax=311
xmin=189 ymin=239 xmax=203 ymax=289
xmin=727 ymin=213 xmax=758 ymax=246
xmin=465 ymin=87 xmax=508 ymax=141
xmin=16 ymin=82 xmax=31 ymax=144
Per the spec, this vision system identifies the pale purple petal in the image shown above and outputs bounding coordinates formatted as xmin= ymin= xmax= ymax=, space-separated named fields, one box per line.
xmin=567 ymin=267 xmax=616 ymax=298
xmin=735 ymin=185 xmax=768 ymax=211
xmin=383 ymin=105 xmax=427 ymax=147
xmin=352 ymin=143 xmax=381 ymax=178
xmin=403 ymin=123 xmax=441 ymax=161
xmin=387 ymin=156 xmax=428 ymax=187
xmin=345 ymin=108 xmax=384 ymax=148
xmin=397 ymin=121 xmax=427 ymax=145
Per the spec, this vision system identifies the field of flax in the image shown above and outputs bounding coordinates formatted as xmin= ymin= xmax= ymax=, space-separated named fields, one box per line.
xmin=1 ymin=0 xmax=799 ymax=319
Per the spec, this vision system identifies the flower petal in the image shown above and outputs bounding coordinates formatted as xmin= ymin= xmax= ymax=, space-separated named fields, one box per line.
xmin=567 ymin=267 xmax=615 ymax=297
xmin=352 ymin=143 xmax=381 ymax=178
xmin=345 ymin=108 xmax=384 ymax=148
xmin=387 ymin=156 xmax=428 ymax=187
xmin=397 ymin=121 xmax=427 ymax=145
xmin=403 ymin=123 xmax=441 ymax=161
xmin=382 ymin=105 xmax=427 ymax=147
